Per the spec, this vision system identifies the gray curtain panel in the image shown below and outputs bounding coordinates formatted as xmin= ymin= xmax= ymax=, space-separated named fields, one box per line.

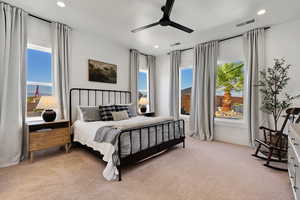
xmin=169 ymin=50 xmax=181 ymax=120
xmin=0 ymin=3 xmax=27 ymax=167
xmin=146 ymin=55 xmax=156 ymax=112
xmin=190 ymin=41 xmax=219 ymax=141
xmin=243 ymin=28 xmax=266 ymax=146
xmin=52 ymin=22 xmax=71 ymax=120
xmin=130 ymin=49 xmax=140 ymax=113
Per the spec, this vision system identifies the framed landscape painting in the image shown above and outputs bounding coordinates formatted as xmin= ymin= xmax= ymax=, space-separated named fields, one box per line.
xmin=88 ymin=59 xmax=117 ymax=84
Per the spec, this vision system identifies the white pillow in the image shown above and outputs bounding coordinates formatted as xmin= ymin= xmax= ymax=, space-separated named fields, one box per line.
xmin=111 ymin=111 xmax=129 ymax=121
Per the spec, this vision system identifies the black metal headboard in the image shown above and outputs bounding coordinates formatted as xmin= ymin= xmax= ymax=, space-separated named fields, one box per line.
xmin=69 ymin=88 xmax=131 ymax=124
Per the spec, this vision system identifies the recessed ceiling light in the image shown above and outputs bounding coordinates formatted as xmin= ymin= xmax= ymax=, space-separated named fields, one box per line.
xmin=257 ymin=9 xmax=266 ymax=16
xmin=154 ymin=45 xmax=159 ymax=49
xmin=57 ymin=1 xmax=66 ymax=8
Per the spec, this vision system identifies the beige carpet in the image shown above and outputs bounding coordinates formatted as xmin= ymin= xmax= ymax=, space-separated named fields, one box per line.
xmin=0 ymin=137 xmax=292 ymax=200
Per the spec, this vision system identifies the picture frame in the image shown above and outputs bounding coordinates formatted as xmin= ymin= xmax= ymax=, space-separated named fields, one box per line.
xmin=88 ymin=59 xmax=117 ymax=84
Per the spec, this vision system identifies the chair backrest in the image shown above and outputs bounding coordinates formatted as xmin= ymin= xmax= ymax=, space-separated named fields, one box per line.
xmin=281 ymin=108 xmax=300 ymax=132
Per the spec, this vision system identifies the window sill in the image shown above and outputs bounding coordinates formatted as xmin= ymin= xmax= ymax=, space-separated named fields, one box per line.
xmin=215 ymin=118 xmax=247 ymax=128
xmin=26 ymin=116 xmax=43 ymax=123
xmin=178 ymin=115 xmax=247 ymax=128
xmin=180 ymin=114 xmax=190 ymax=120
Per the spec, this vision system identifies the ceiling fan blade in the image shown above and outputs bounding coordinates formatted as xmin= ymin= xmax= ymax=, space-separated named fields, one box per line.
xmin=131 ymin=22 xmax=160 ymax=33
xmin=169 ymin=21 xmax=194 ymax=33
xmin=164 ymin=0 xmax=175 ymax=16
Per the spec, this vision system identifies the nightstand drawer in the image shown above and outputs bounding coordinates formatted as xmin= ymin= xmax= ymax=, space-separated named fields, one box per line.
xmin=29 ymin=128 xmax=70 ymax=151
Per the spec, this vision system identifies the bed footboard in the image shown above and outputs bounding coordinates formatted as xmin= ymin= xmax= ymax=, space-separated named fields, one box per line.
xmin=117 ymin=119 xmax=185 ymax=181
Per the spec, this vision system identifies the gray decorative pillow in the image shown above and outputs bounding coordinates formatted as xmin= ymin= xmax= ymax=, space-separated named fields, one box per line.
xmin=115 ymin=104 xmax=137 ymax=117
xmin=111 ymin=111 xmax=129 ymax=121
xmin=79 ymin=106 xmax=101 ymax=122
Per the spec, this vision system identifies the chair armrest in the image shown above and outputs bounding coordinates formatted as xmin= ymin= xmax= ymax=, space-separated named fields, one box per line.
xmin=259 ymin=126 xmax=277 ymax=133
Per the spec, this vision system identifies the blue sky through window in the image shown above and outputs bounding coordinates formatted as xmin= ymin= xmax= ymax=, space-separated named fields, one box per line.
xmin=27 ymin=48 xmax=52 ymax=97
xmin=138 ymin=72 xmax=147 ymax=91
xmin=27 ymin=48 xmax=52 ymax=83
xmin=181 ymin=68 xmax=193 ymax=89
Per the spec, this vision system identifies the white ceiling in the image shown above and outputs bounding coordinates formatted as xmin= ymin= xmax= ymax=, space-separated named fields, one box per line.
xmin=5 ymin=0 xmax=300 ymax=55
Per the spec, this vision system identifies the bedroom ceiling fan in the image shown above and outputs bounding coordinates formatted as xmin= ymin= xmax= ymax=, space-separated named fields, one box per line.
xmin=131 ymin=0 xmax=194 ymax=34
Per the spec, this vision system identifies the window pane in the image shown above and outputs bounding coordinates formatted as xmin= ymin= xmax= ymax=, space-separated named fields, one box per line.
xmin=215 ymin=62 xmax=244 ymax=119
xmin=138 ymin=71 xmax=148 ymax=100
xmin=26 ymin=48 xmax=52 ymax=118
xmin=27 ymin=48 xmax=52 ymax=83
xmin=181 ymin=68 xmax=192 ymax=115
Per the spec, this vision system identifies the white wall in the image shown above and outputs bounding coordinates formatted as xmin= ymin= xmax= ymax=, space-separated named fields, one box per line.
xmin=156 ymin=18 xmax=300 ymax=146
xmin=266 ymin=19 xmax=300 ymax=104
xmin=70 ymin=30 xmax=130 ymax=91
xmin=27 ymin=16 xmax=130 ymax=91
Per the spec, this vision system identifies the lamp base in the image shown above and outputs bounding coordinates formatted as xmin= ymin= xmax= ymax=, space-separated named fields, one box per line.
xmin=42 ymin=109 xmax=56 ymax=122
xmin=140 ymin=106 xmax=147 ymax=114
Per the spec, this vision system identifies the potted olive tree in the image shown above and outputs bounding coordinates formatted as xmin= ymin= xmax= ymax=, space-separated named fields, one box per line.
xmin=258 ymin=58 xmax=299 ymax=131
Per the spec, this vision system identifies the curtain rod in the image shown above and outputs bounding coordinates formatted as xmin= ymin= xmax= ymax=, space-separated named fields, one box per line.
xmin=28 ymin=13 xmax=71 ymax=29
xmin=1 ymin=1 xmax=71 ymax=27
xmin=28 ymin=13 xmax=52 ymax=24
xmin=130 ymin=49 xmax=152 ymax=57
xmin=1 ymin=1 xmax=52 ymax=24
xmin=168 ymin=26 xmax=270 ymax=54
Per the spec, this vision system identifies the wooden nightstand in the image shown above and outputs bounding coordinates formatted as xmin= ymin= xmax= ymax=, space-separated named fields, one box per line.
xmin=26 ymin=120 xmax=71 ymax=162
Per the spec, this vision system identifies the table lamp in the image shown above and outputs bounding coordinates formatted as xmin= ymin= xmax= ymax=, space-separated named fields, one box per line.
xmin=36 ymin=96 xmax=58 ymax=122
xmin=139 ymin=97 xmax=149 ymax=114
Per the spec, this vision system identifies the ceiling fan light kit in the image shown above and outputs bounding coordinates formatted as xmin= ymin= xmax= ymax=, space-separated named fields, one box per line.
xmin=131 ymin=0 xmax=194 ymax=34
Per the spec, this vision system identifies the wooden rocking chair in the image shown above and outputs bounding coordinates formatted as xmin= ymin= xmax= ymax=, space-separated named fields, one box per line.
xmin=252 ymin=108 xmax=300 ymax=171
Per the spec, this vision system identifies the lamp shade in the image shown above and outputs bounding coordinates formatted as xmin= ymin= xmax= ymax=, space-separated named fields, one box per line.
xmin=36 ymin=96 xmax=58 ymax=110
xmin=139 ymin=97 xmax=149 ymax=105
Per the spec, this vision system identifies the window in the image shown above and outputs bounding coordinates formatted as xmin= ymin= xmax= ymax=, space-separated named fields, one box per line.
xmin=26 ymin=45 xmax=52 ymax=118
xmin=138 ymin=55 xmax=149 ymax=108
xmin=138 ymin=70 xmax=148 ymax=101
xmin=215 ymin=61 xmax=244 ymax=120
xmin=215 ymin=37 xmax=245 ymax=120
xmin=180 ymin=67 xmax=193 ymax=115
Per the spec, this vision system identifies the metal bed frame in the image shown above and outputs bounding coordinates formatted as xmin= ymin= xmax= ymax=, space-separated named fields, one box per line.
xmin=69 ymin=88 xmax=185 ymax=181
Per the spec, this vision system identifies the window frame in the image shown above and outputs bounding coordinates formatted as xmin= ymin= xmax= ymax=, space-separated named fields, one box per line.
xmin=26 ymin=44 xmax=53 ymax=121
xmin=214 ymin=60 xmax=247 ymax=125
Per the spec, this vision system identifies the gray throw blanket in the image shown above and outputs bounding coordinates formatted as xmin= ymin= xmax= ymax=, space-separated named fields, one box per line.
xmin=94 ymin=118 xmax=183 ymax=168
xmin=94 ymin=126 xmax=121 ymax=165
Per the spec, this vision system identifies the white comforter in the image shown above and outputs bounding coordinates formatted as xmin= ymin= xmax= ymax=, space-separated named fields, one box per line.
xmin=73 ymin=116 xmax=173 ymax=181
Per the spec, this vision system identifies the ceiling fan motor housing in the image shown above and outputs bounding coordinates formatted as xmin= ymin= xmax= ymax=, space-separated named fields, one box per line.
xmin=160 ymin=17 xmax=171 ymax=26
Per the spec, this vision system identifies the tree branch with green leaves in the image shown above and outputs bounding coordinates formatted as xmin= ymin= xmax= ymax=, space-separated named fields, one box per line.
xmin=257 ymin=58 xmax=300 ymax=131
